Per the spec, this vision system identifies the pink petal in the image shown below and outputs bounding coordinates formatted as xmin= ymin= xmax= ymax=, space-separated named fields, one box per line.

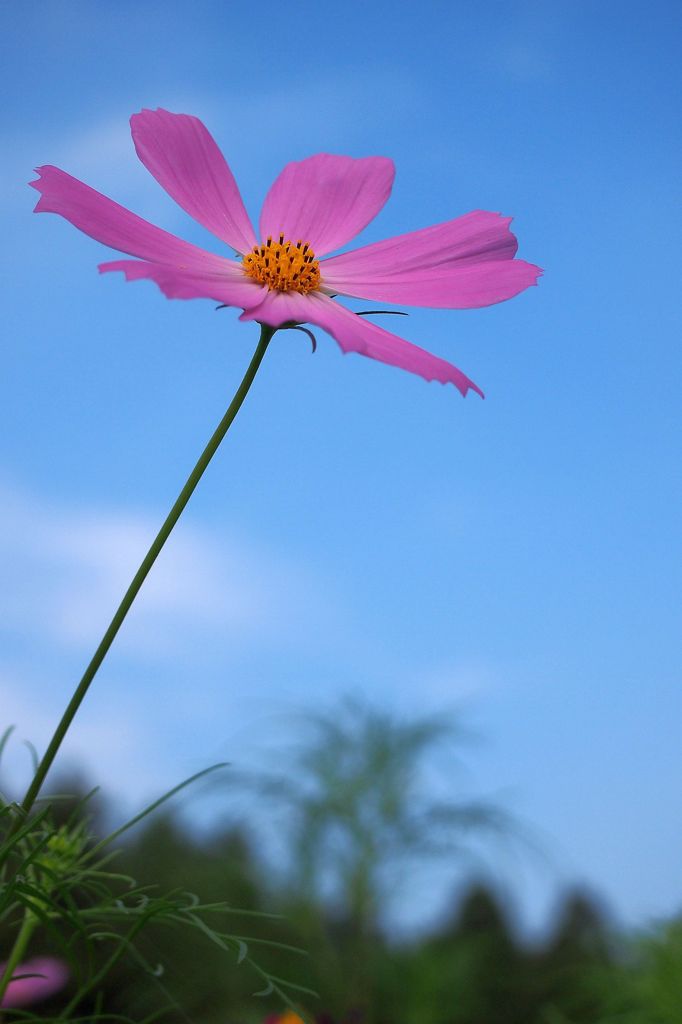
xmin=259 ymin=154 xmax=395 ymax=257
xmin=130 ymin=108 xmax=256 ymax=254
xmin=320 ymin=209 xmax=542 ymax=308
xmin=322 ymin=258 xmax=542 ymax=309
xmin=239 ymin=288 xmax=315 ymax=329
xmin=31 ymin=166 xmax=233 ymax=273
xmin=0 ymin=958 xmax=69 ymax=1008
xmin=323 ymin=210 xmax=521 ymax=276
xmin=240 ymin=291 xmax=483 ymax=396
xmin=99 ymin=259 xmax=266 ymax=307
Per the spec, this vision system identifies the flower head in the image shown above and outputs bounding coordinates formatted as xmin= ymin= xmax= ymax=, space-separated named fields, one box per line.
xmin=0 ymin=957 xmax=68 ymax=1008
xmin=264 ymin=1012 xmax=306 ymax=1024
xmin=31 ymin=109 xmax=541 ymax=396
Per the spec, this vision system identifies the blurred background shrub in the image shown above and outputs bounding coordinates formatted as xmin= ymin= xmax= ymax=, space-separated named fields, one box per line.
xmin=1 ymin=699 xmax=679 ymax=1023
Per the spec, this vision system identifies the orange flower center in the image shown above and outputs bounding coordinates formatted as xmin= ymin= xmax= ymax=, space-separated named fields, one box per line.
xmin=242 ymin=235 xmax=321 ymax=294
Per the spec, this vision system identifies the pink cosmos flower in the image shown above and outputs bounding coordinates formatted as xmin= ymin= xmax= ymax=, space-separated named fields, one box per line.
xmin=0 ymin=956 xmax=69 ymax=1008
xmin=31 ymin=108 xmax=541 ymax=396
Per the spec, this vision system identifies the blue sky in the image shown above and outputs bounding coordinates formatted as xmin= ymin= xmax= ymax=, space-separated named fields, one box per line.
xmin=1 ymin=0 xmax=681 ymax=934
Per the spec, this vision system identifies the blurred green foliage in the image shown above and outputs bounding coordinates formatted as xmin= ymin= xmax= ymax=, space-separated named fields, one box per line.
xmin=0 ymin=765 xmax=310 ymax=1022
xmin=2 ymin=702 xmax=681 ymax=1023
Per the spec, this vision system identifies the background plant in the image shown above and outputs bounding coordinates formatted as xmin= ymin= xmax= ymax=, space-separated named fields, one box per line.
xmin=0 ymin=741 xmax=312 ymax=1022
xmin=6 ymin=700 xmax=676 ymax=1024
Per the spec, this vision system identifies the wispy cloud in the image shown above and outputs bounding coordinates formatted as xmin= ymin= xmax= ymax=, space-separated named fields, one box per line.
xmin=494 ymin=41 xmax=554 ymax=83
xmin=0 ymin=477 xmax=349 ymax=797
xmin=0 ymin=665 xmax=163 ymax=804
xmin=486 ymin=2 xmax=564 ymax=83
xmin=7 ymin=66 xmax=424 ymax=226
xmin=407 ymin=658 xmax=500 ymax=706
xmin=0 ymin=480 xmax=333 ymax=661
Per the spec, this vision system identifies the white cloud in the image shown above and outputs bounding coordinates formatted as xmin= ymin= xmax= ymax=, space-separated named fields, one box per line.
xmin=0 ymin=479 xmax=332 ymax=661
xmin=51 ymin=115 xmax=135 ymax=182
xmin=0 ymin=667 xmax=161 ymax=805
xmin=6 ymin=67 xmax=424 ymax=222
xmin=413 ymin=658 xmax=499 ymax=703
xmin=495 ymin=41 xmax=554 ymax=82
xmin=0 ymin=478 xmax=344 ymax=803
xmin=486 ymin=2 xmax=564 ymax=84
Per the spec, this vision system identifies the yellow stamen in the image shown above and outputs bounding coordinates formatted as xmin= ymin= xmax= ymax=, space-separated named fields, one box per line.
xmin=242 ymin=235 xmax=321 ymax=294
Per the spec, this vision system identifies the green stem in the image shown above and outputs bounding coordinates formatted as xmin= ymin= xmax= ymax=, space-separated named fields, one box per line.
xmin=0 ymin=910 xmax=37 ymax=1007
xmin=18 ymin=324 xmax=275 ymax=821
